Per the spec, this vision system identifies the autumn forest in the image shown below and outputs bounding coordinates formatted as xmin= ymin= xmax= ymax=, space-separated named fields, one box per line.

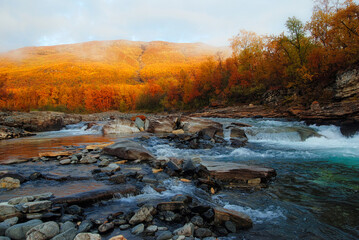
xmin=0 ymin=0 xmax=358 ymax=113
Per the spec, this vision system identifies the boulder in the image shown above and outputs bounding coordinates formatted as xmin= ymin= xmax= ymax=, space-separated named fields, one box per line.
xmin=0 ymin=203 xmax=21 ymax=221
xmin=0 ymin=177 xmax=20 ymax=189
xmin=181 ymin=117 xmax=223 ymax=136
xmin=230 ymin=128 xmax=247 ymax=138
xmin=51 ymin=228 xmax=77 ymax=240
xmin=102 ymin=118 xmax=140 ymax=135
xmin=204 ymin=162 xmax=276 ymax=184
xmin=26 ymin=221 xmax=60 ymax=240
xmin=214 ymin=207 xmax=252 ymax=229
xmin=5 ymin=219 xmax=43 ymax=240
xmin=0 ymin=171 xmax=26 ymax=183
xmin=173 ymin=223 xmax=194 ymax=236
xmin=23 ymin=201 xmax=52 ymax=213
xmin=146 ymin=117 xmax=176 ymax=133
xmin=103 ymin=139 xmax=155 ymax=161
xmin=129 ymin=205 xmax=156 ymax=225
xmin=0 ymin=217 xmax=18 ymax=235
xmin=74 ymin=233 xmax=101 ymax=240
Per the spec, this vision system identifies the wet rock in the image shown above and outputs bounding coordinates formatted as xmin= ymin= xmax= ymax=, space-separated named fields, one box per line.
xmin=65 ymin=205 xmax=83 ymax=215
xmin=109 ymin=174 xmax=126 ymax=184
xmin=129 ymin=205 xmax=156 ymax=225
xmin=194 ymin=228 xmax=212 ymax=238
xmin=156 ymin=231 xmax=173 ymax=240
xmin=203 ymin=208 xmax=214 ymax=220
xmin=0 ymin=177 xmax=20 ymax=189
xmin=74 ymin=233 xmax=101 ymax=240
xmin=0 ymin=237 xmax=10 ymax=240
xmin=98 ymin=222 xmax=114 ymax=233
xmin=60 ymin=214 xmax=79 ymax=223
xmin=171 ymin=195 xmax=192 ymax=204
xmin=29 ymin=172 xmax=42 ymax=180
xmin=190 ymin=205 xmax=211 ymax=214
xmin=59 ymin=159 xmax=71 ymax=165
xmin=131 ymin=223 xmax=144 ymax=235
xmin=0 ymin=217 xmax=18 ymax=235
xmin=26 ymin=221 xmax=60 ymax=240
xmin=191 ymin=216 xmax=204 ymax=227
xmin=106 ymin=163 xmax=121 ymax=172
xmin=119 ymin=224 xmax=130 ymax=230
xmin=214 ymin=207 xmax=252 ymax=229
xmin=0 ymin=203 xmax=21 ymax=221
xmin=146 ymin=225 xmax=158 ymax=233
xmin=79 ymin=155 xmax=97 ymax=164
xmin=51 ymin=227 xmax=77 ymax=240
xmin=230 ymin=128 xmax=247 ymax=138
xmin=23 ymin=200 xmax=52 ymax=213
xmin=109 ymin=235 xmax=127 ymax=240
xmin=60 ymin=221 xmax=76 ymax=233
xmin=173 ymin=223 xmax=194 ymax=237
xmin=146 ymin=117 xmax=176 ymax=133
xmin=103 ymin=139 xmax=155 ymax=161
xmin=86 ymin=142 xmax=114 ymax=150
xmin=159 ymin=211 xmax=181 ymax=222
xmin=98 ymin=159 xmax=110 ymax=167
xmin=52 ymin=185 xmax=137 ymax=205
xmin=113 ymin=219 xmax=127 ymax=225
xmin=5 ymin=219 xmax=43 ymax=240
xmin=225 ymin=220 xmax=236 ymax=233
xmin=77 ymin=220 xmax=93 ymax=233
xmin=39 ymin=151 xmax=71 ymax=158
xmin=157 ymin=201 xmax=185 ymax=212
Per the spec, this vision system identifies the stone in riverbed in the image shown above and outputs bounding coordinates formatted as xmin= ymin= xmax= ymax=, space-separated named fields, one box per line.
xmin=0 ymin=217 xmax=18 ymax=235
xmin=51 ymin=227 xmax=77 ymax=240
xmin=131 ymin=223 xmax=144 ymax=235
xmin=157 ymin=201 xmax=185 ymax=212
xmin=146 ymin=225 xmax=158 ymax=233
xmin=98 ymin=222 xmax=114 ymax=233
xmin=191 ymin=216 xmax=204 ymax=227
xmin=60 ymin=159 xmax=71 ymax=165
xmin=103 ymin=139 xmax=155 ymax=161
xmin=74 ymin=233 xmax=101 ymax=240
xmin=109 ymin=235 xmax=127 ymax=240
xmin=119 ymin=224 xmax=130 ymax=230
xmin=225 ymin=220 xmax=236 ymax=233
xmin=129 ymin=205 xmax=156 ymax=225
xmin=0 ymin=177 xmax=20 ymax=189
xmin=77 ymin=220 xmax=93 ymax=233
xmin=26 ymin=221 xmax=60 ymax=240
xmin=5 ymin=219 xmax=43 ymax=240
xmin=79 ymin=155 xmax=97 ymax=164
xmin=173 ymin=223 xmax=194 ymax=236
xmin=214 ymin=207 xmax=252 ymax=229
xmin=194 ymin=228 xmax=212 ymax=238
xmin=23 ymin=200 xmax=52 ymax=213
xmin=0 ymin=203 xmax=21 ymax=221
xmin=156 ymin=230 xmax=173 ymax=240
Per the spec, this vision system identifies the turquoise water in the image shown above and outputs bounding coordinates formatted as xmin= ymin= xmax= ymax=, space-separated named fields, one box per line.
xmin=147 ymin=118 xmax=359 ymax=239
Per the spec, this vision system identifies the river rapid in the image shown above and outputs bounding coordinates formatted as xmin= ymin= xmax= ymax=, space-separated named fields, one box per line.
xmin=0 ymin=118 xmax=358 ymax=239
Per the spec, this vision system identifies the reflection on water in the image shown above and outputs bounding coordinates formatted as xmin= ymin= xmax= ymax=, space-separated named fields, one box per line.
xmin=0 ymin=134 xmax=114 ymax=162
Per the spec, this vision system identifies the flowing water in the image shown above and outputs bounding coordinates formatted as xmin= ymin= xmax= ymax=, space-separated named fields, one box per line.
xmin=0 ymin=118 xmax=358 ymax=239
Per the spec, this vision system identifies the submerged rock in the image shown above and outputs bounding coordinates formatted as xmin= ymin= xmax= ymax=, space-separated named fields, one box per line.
xmin=214 ymin=207 xmax=252 ymax=229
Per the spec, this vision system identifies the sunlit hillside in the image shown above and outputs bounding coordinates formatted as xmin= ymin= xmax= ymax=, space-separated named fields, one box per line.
xmin=0 ymin=40 xmax=230 ymax=87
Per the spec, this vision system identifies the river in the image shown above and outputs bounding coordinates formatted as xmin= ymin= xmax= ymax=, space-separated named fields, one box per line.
xmin=0 ymin=118 xmax=358 ymax=239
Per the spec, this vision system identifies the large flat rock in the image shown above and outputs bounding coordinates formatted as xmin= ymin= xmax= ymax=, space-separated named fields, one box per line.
xmin=103 ymin=139 xmax=155 ymax=161
xmin=203 ymin=161 xmax=276 ymax=184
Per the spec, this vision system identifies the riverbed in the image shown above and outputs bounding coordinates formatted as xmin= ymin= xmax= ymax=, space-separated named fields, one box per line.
xmin=0 ymin=118 xmax=358 ymax=239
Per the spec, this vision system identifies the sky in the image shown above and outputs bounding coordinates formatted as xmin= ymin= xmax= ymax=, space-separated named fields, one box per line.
xmin=0 ymin=0 xmax=315 ymax=52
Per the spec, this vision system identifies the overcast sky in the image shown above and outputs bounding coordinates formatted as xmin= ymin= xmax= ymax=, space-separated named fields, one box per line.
xmin=0 ymin=0 xmax=315 ymax=52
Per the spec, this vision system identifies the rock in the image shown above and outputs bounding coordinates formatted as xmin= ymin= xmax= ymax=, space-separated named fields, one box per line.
xmin=0 ymin=217 xmax=19 ymax=235
xmin=203 ymin=208 xmax=214 ymax=220
xmin=172 ymin=129 xmax=185 ymax=135
xmin=0 ymin=171 xmax=26 ymax=183
xmin=171 ymin=195 xmax=192 ymax=204
xmin=173 ymin=223 xmax=194 ymax=237
xmin=182 ymin=160 xmax=196 ymax=174
xmin=0 ymin=203 xmax=21 ymax=221
xmin=156 ymin=231 xmax=173 ymax=240
xmin=191 ymin=216 xmax=204 ymax=227
xmin=102 ymin=118 xmax=140 ymax=135
xmin=0 ymin=237 xmax=10 ymax=240
xmin=194 ymin=228 xmax=212 ymax=238
xmin=335 ymin=68 xmax=359 ymax=100
xmin=5 ymin=219 xmax=43 ymax=240
xmin=129 ymin=205 xmax=156 ymax=225
xmin=29 ymin=172 xmax=42 ymax=180
xmin=204 ymin=162 xmax=276 ymax=185
xmin=131 ymin=223 xmax=144 ymax=235
xmin=79 ymin=155 xmax=97 ymax=164
xmin=60 ymin=221 xmax=76 ymax=233
xmin=157 ymin=201 xmax=185 ymax=212
xmin=225 ymin=220 xmax=236 ymax=233
xmin=109 ymin=174 xmax=126 ymax=184
xmin=8 ymin=193 xmax=53 ymax=205
xmin=51 ymin=228 xmax=77 ymax=240
xmin=23 ymin=200 xmax=52 ymax=213
xmin=86 ymin=142 xmax=114 ymax=150
xmin=214 ymin=207 xmax=253 ymax=229
xmin=26 ymin=221 xmax=59 ymax=240
xmin=39 ymin=151 xmax=71 ymax=158
xmin=230 ymin=128 xmax=247 ymax=138
xmin=119 ymin=224 xmax=130 ymax=230
xmin=98 ymin=222 xmax=114 ymax=233
xmin=74 ymin=233 xmax=101 ymax=240
xmin=0 ymin=177 xmax=20 ymax=189
xmin=77 ymin=220 xmax=92 ymax=233
xmin=109 ymin=235 xmax=127 ymax=240
xmin=98 ymin=159 xmax=110 ymax=167
xmin=65 ymin=205 xmax=83 ymax=215
xmin=107 ymin=163 xmax=121 ymax=172
xmin=0 ymin=125 xmax=34 ymax=140
xmin=146 ymin=117 xmax=176 ymax=133
xmin=135 ymin=117 xmax=145 ymax=130
xmin=60 ymin=159 xmax=71 ymax=165
xmin=159 ymin=211 xmax=180 ymax=222
xmin=146 ymin=225 xmax=158 ymax=233
xmin=103 ymin=139 xmax=155 ymax=161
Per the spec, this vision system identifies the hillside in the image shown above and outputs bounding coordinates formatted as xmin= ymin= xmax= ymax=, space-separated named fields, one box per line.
xmin=0 ymin=40 xmax=230 ymax=88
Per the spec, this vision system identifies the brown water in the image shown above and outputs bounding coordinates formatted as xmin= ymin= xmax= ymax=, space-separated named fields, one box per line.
xmin=0 ymin=134 xmax=114 ymax=162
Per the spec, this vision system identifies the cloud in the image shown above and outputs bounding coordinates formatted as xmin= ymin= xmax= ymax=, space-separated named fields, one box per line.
xmin=0 ymin=0 xmax=314 ymax=52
